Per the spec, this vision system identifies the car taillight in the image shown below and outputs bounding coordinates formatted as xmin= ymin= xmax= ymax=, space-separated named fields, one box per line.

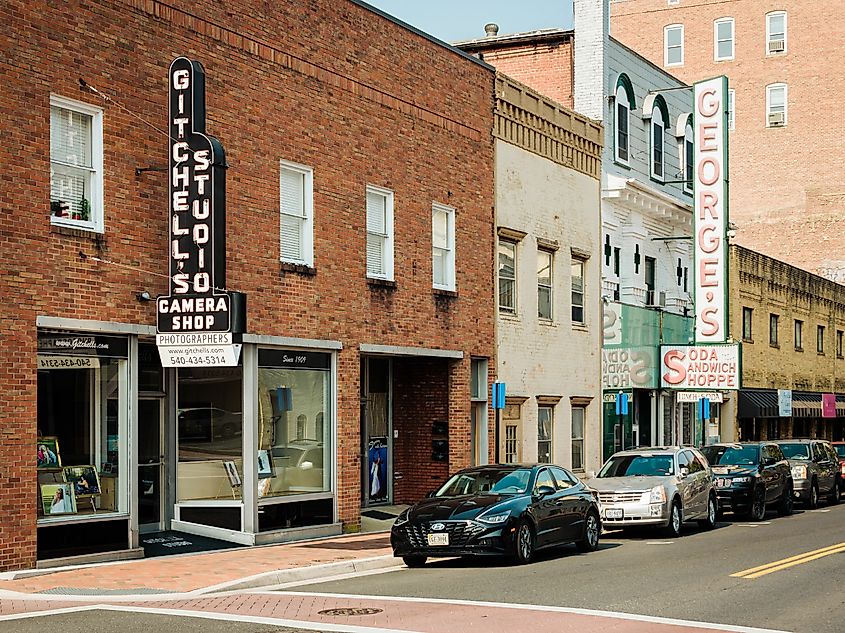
xmin=840 ymin=463 xmax=845 ymax=476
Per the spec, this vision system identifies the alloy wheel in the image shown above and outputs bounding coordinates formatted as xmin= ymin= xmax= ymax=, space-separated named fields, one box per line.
xmin=751 ymin=486 xmax=766 ymax=521
xmin=586 ymin=513 xmax=599 ymax=547
xmin=672 ymin=504 xmax=681 ymax=533
xmin=518 ymin=522 xmax=533 ymax=562
xmin=810 ymin=483 xmax=819 ymax=508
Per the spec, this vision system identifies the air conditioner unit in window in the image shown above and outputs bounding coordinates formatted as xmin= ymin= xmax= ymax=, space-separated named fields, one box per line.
xmin=768 ymin=39 xmax=785 ymax=53
xmin=768 ymin=112 xmax=785 ymax=127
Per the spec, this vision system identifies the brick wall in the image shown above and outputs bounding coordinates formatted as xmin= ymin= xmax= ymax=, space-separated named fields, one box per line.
xmin=611 ymin=0 xmax=845 ymax=280
xmin=480 ymin=40 xmax=574 ymax=109
xmin=0 ymin=0 xmax=496 ymax=569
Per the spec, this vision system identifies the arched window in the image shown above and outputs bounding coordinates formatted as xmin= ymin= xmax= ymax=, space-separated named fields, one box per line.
xmin=614 ymin=74 xmax=635 ymax=165
xmin=646 ymin=94 xmax=669 ymax=181
xmin=766 ymin=11 xmax=787 ymax=55
xmin=683 ymin=117 xmax=694 ymax=193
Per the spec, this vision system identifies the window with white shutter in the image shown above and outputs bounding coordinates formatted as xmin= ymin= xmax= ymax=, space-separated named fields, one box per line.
xmin=279 ymin=161 xmax=313 ymax=266
xmin=366 ymin=186 xmax=393 ymax=279
xmin=432 ymin=202 xmax=455 ymax=291
xmin=50 ymin=95 xmax=103 ymax=232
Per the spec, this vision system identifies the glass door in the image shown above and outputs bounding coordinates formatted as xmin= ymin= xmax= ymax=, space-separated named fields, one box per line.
xmin=138 ymin=398 xmax=165 ymax=533
xmin=362 ymin=357 xmax=391 ymax=506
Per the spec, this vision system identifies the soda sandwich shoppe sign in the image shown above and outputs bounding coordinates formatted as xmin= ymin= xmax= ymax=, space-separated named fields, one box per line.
xmin=156 ymin=57 xmax=245 ymax=367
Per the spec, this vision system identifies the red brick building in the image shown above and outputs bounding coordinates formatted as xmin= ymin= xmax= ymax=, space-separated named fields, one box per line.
xmin=610 ymin=0 xmax=845 ymax=280
xmin=1 ymin=0 xmax=495 ymax=570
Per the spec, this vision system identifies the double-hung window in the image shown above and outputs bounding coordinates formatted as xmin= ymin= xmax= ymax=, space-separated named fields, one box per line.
xmin=767 ymin=84 xmax=787 ymax=127
xmin=571 ymin=406 xmax=585 ymax=471
xmin=742 ymin=307 xmax=753 ymax=341
xmin=650 ymin=106 xmax=666 ymax=181
xmin=683 ymin=119 xmax=694 ymax=193
xmin=571 ymin=259 xmax=585 ymax=324
xmin=50 ymin=96 xmax=104 ymax=232
xmin=538 ymin=249 xmax=553 ymax=320
xmin=818 ymin=325 xmax=825 ymax=354
xmin=366 ymin=186 xmax=394 ymax=279
xmin=432 ymin=203 xmax=456 ymax=291
xmin=766 ymin=12 xmax=787 ymax=55
xmin=537 ymin=406 xmax=553 ymax=464
xmin=714 ymin=18 xmax=735 ymax=61
xmin=770 ymin=313 xmax=779 ymax=346
xmin=794 ymin=319 xmax=803 ymax=351
xmin=499 ymin=240 xmax=517 ymax=314
xmin=279 ymin=161 xmax=314 ymax=266
xmin=614 ymin=80 xmax=633 ymax=165
xmin=664 ymin=24 xmax=684 ymax=67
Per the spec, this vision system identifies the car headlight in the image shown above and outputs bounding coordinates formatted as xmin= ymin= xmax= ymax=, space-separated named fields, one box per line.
xmin=649 ymin=486 xmax=667 ymax=503
xmin=394 ymin=510 xmax=410 ymax=526
xmin=478 ymin=512 xmax=510 ymax=524
xmin=791 ymin=465 xmax=807 ymax=480
xmin=732 ymin=476 xmax=751 ymax=484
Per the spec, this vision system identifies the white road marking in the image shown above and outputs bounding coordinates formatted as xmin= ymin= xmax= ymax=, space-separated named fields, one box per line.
xmin=733 ymin=522 xmax=771 ymax=527
xmin=645 ymin=541 xmax=675 ymax=545
xmin=810 ymin=509 xmax=831 ymax=513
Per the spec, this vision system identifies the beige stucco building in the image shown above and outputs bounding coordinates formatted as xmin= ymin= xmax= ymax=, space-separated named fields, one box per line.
xmin=494 ymin=75 xmax=604 ymax=473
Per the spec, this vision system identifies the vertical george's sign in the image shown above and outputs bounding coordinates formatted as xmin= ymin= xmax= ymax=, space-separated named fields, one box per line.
xmin=157 ymin=58 xmax=245 ymax=367
xmin=693 ymin=76 xmax=729 ymax=343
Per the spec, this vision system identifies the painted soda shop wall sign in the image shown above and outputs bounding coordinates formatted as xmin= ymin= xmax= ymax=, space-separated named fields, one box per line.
xmin=660 ymin=344 xmax=740 ymax=390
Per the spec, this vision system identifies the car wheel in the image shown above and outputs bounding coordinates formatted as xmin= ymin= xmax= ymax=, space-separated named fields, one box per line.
xmin=778 ymin=480 xmax=795 ymax=516
xmin=698 ymin=494 xmax=717 ymax=529
xmin=664 ymin=499 xmax=682 ymax=537
xmin=748 ymin=485 xmax=767 ymax=521
xmin=511 ymin=519 xmax=535 ymax=564
xmin=808 ymin=480 xmax=819 ymax=509
xmin=828 ymin=478 xmax=840 ymax=505
xmin=576 ymin=510 xmax=601 ymax=553
xmin=402 ymin=555 xmax=427 ymax=568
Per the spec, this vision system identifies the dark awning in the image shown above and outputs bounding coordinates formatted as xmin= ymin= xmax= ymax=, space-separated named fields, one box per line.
xmin=738 ymin=390 xmax=778 ymax=419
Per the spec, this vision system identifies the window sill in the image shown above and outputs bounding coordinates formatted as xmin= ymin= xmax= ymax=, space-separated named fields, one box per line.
xmin=572 ymin=322 xmax=588 ymax=332
xmin=499 ymin=312 xmax=520 ymax=323
xmin=50 ymin=224 xmax=105 ymax=240
xmin=613 ymin=159 xmax=631 ymax=170
xmin=538 ymin=318 xmax=557 ymax=327
xmin=367 ymin=277 xmax=397 ymax=290
xmin=770 ymin=343 xmax=780 ymax=349
xmin=743 ymin=338 xmax=753 ymax=344
xmin=795 ymin=347 xmax=804 ymax=353
xmin=650 ymin=175 xmax=666 ymax=186
xmin=817 ymin=352 xmax=826 ymax=356
xmin=280 ymin=261 xmax=317 ymax=276
xmin=433 ymin=288 xmax=458 ymax=298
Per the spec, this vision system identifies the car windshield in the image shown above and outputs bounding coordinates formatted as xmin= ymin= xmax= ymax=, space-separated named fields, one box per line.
xmin=701 ymin=445 xmax=759 ymax=466
xmin=435 ymin=468 xmax=532 ymax=497
xmin=597 ymin=455 xmax=675 ymax=477
xmin=835 ymin=445 xmax=845 ymax=458
xmin=778 ymin=444 xmax=810 ymax=460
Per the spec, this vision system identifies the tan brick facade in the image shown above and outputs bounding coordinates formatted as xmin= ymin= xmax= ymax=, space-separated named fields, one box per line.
xmin=611 ymin=0 xmax=845 ymax=281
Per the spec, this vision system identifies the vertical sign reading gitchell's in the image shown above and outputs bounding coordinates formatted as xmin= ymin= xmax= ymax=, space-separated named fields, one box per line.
xmin=693 ymin=76 xmax=729 ymax=344
xmin=156 ymin=57 xmax=245 ymax=367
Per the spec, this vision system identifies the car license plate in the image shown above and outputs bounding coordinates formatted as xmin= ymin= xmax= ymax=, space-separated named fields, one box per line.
xmin=427 ymin=532 xmax=449 ymax=546
xmin=717 ymin=478 xmax=731 ymax=488
xmin=605 ymin=508 xmax=624 ymax=519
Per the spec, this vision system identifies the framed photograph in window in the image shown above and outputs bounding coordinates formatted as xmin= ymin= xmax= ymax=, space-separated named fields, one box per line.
xmin=37 ymin=436 xmax=62 ymax=470
xmin=63 ymin=465 xmax=101 ymax=498
xmin=40 ymin=483 xmax=77 ymax=515
xmin=257 ymin=450 xmax=274 ymax=479
xmin=223 ymin=461 xmax=242 ymax=487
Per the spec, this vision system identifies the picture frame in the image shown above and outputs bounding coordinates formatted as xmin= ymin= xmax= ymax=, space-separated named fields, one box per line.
xmin=40 ymin=483 xmax=77 ymax=515
xmin=37 ymin=436 xmax=62 ymax=470
xmin=63 ymin=465 xmax=101 ymax=498
xmin=223 ymin=460 xmax=242 ymax=487
xmin=257 ymin=450 xmax=275 ymax=479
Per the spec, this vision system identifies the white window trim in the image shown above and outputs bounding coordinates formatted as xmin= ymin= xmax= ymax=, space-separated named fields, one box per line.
xmin=50 ymin=94 xmax=104 ymax=234
xmin=570 ymin=405 xmax=586 ymax=472
xmin=728 ymin=89 xmax=736 ymax=131
xmin=664 ymin=24 xmax=684 ymax=67
xmin=365 ymin=185 xmax=394 ymax=280
xmin=766 ymin=11 xmax=787 ymax=55
xmin=614 ymin=85 xmax=631 ymax=167
xmin=682 ymin=120 xmax=694 ymax=194
xmin=498 ymin=239 xmax=518 ymax=314
xmin=279 ymin=160 xmax=314 ymax=267
xmin=650 ymin=107 xmax=666 ymax=182
xmin=431 ymin=202 xmax=456 ymax=291
xmin=571 ymin=258 xmax=586 ymax=325
xmin=537 ymin=406 xmax=554 ymax=464
xmin=537 ymin=249 xmax=553 ymax=321
xmin=766 ymin=83 xmax=788 ymax=126
xmin=713 ymin=18 xmax=735 ymax=61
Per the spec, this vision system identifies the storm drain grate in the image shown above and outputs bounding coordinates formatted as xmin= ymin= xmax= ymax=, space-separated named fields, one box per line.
xmin=36 ymin=587 xmax=170 ymax=595
xmin=318 ymin=607 xmax=384 ymax=616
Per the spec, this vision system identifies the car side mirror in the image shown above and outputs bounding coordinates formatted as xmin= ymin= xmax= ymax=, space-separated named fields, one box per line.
xmin=535 ymin=485 xmax=556 ymax=497
xmin=679 ymin=467 xmax=689 ymax=478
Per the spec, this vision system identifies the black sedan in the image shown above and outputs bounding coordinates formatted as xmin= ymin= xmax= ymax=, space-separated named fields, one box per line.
xmin=390 ymin=464 xmax=601 ymax=567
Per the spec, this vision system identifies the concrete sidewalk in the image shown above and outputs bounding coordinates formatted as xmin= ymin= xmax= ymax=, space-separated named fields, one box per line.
xmin=0 ymin=532 xmax=395 ymax=597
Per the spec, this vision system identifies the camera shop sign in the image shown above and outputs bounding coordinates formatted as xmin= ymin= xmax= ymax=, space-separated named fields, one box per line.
xmin=156 ymin=57 xmax=244 ymax=367
xmin=660 ymin=344 xmax=740 ymax=390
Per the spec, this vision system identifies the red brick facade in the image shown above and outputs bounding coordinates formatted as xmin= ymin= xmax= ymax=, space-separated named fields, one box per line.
xmin=610 ymin=0 xmax=845 ymax=280
xmin=0 ymin=0 xmax=496 ymax=570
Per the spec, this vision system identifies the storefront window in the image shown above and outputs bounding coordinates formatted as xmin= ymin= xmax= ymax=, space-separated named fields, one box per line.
xmin=257 ymin=350 xmax=332 ymax=500
xmin=36 ymin=334 xmax=128 ymax=522
xmin=177 ymin=367 xmax=244 ymax=502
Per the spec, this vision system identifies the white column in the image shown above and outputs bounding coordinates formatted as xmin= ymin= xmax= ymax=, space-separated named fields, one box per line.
xmin=241 ymin=344 xmax=258 ymax=534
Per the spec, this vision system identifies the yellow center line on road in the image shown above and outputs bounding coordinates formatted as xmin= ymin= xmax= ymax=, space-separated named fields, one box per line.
xmin=731 ymin=541 xmax=845 ymax=579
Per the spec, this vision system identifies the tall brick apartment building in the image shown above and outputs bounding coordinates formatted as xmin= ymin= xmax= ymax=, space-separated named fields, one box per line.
xmin=611 ymin=0 xmax=845 ymax=281
xmin=1 ymin=0 xmax=496 ymax=570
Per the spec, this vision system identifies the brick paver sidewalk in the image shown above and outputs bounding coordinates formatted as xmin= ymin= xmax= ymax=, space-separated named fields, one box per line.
xmin=0 ymin=533 xmax=393 ymax=595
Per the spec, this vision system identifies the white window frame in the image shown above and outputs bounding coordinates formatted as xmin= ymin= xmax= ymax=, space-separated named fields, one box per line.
xmin=537 ymin=248 xmax=553 ymax=321
xmin=365 ymin=185 xmax=394 ymax=280
xmin=431 ymin=202 xmax=456 ymax=291
xmin=766 ymin=83 xmax=788 ymax=127
xmin=664 ymin=24 xmax=684 ymax=67
xmin=537 ymin=406 xmax=553 ymax=464
xmin=614 ymin=84 xmax=631 ymax=166
xmin=50 ymin=95 xmax=104 ymax=233
xmin=682 ymin=119 xmax=694 ymax=194
xmin=650 ymin=106 xmax=666 ymax=182
xmin=279 ymin=160 xmax=314 ymax=266
xmin=728 ymin=89 xmax=736 ymax=131
xmin=571 ymin=258 xmax=585 ymax=325
xmin=766 ymin=11 xmax=787 ymax=55
xmin=714 ymin=18 xmax=735 ymax=61
xmin=571 ymin=406 xmax=586 ymax=472
xmin=499 ymin=239 xmax=517 ymax=314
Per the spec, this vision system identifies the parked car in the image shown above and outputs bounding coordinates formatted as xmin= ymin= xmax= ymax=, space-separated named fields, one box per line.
xmin=832 ymin=442 xmax=845 ymax=482
xmin=701 ymin=442 xmax=793 ymax=521
xmin=776 ymin=439 xmax=841 ymax=507
xmin=390 ymin=464 xmax=601 ymax=567
xmin=586 ymin=446 xmax=717 ymax=537
xmin=178 ymin=406 xmax=242 ymax=441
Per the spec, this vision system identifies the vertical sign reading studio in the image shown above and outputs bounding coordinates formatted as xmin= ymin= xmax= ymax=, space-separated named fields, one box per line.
xmin=693 ymin=76 xmax=729 ymax=344
xmin=156 ymin=57 xmax=245 ymax=367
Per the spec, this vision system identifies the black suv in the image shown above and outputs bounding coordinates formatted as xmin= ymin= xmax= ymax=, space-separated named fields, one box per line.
xmin=701 ymin=442 xmax=794 ymax=521
xmin=776 ymin=439 xmax=841 ymax=508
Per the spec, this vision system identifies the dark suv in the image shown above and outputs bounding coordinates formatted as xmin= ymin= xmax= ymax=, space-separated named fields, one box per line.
xmin=701 ymin=442 xmax=794 ymax=521
xmin=776 ymin=439 xmax=841 ymax=508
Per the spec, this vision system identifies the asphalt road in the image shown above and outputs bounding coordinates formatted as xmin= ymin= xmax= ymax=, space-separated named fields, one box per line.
xmin=285 ymin=503 xmax=845 ymax=633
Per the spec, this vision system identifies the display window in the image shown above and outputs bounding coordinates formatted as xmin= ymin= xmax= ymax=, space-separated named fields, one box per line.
xmin=257 ymin=349 xmax=333 ymax=500
xmin=36 ymin=333 xmax=129 ymax=523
